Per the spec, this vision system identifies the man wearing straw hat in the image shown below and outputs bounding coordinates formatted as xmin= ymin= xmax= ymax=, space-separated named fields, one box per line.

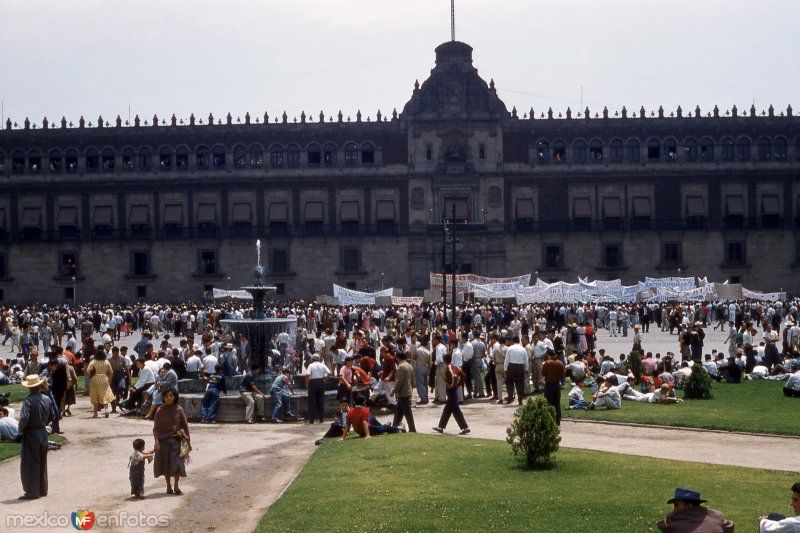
xmin=18 ymin=374 xmax=54 ymax=500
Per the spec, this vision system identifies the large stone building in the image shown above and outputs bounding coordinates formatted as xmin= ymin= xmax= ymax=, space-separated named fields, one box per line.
xmin=1 ymin=41 xmax=798 ymax=303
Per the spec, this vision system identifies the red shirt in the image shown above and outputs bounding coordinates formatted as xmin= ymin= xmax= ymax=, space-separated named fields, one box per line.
xmin=347 ymin=406 xmax=371 ymax=436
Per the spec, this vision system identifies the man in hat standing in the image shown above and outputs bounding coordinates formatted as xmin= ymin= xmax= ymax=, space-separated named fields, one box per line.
xmin=656 ymin=487 xmax=734 ymax=532
xmin=18 ymin=375 xmax=54 ymax=500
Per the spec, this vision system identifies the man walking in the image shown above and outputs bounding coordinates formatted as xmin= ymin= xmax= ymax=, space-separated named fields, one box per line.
xmin=541 ymin=349 xmax=565 ymax=425
xmin=432 ymin=352 xmax=470 ymax=435
xmin=391 ymin=350 xmax=416 ymax=432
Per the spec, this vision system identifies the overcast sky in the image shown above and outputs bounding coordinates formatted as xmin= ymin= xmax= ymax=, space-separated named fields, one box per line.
xmin=1 ymin=0 xmax=798 ymax=126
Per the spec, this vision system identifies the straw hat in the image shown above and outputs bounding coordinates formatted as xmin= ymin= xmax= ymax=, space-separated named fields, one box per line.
xmin=21 ymin=375 xmax=45 ymax=389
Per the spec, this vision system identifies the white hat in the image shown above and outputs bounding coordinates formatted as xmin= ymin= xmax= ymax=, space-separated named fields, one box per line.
xmin=21 ymin=375 xmax=45 ymax=389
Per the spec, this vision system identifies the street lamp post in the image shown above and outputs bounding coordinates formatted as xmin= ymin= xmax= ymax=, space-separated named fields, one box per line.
xmin=380 ymin=272 xmax=385 ymax=291
xmin=451 ymin=202 xmax=457 ymax=331
xmin=71 ymin=275 xmax=77 ymax=307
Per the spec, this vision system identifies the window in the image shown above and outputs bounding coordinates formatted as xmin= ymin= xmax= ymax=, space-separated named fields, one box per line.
xmin=683 ymin=138 xmax=697 ymax=161
xmin=774 ymin=138 xmax=787 ymax=160
xmin=536 ymin=141 xmax=549 ymax=162
xmin=233 ymin=145 xmax=247 ymax=168
xmin=0 ymin=253 xmax=6 ymax=279
xmin=175 ymin=146 xmax=189 ymax=169
xmin=662 ymin=242 xmax=682 ymax=267
xmin=138 ymin=147 xmax=152 ymax=170
xmin=197 ymin=203 xmax=217 ymax=237
xmin=602 ymin=197 xmax=622 ymax=230
xmin=65 ymin=149 xmax=78 ymax=173
xmin=553 ymin=140 xmax=566 ymax=162
xmin=700 ymin=138 xmax=714 ymax=161
xmin=136 ymin=285 xmax=147 ymax=299
xmin=57 ymin=206 xmax=78 ymax=238
xmin=307 ymin=143 xmax=321 ymax=166
xmin=573 ymin=140 xmax=586 ymax=162
xmin=323 ymin=143 xmax=337 ymax=166
xmin=28 ymin=150 xmax=41 ymax=173
xmin=122 ymin=147 xmax=135 ymax=170
xmin=361 ymin=142 xmax=374 ymax=164
xmin=479 ymin=143 xmax=485 ymax=160
xmin=721 ymin=138 xmax=734 ymax=161
xmin=21 ymin=207 xmax=42 ymax=240
xmin=345 ymin=142 xmax=358 ymax=166
xmin=724 ymin=195 xmax=745 ymax=228
xmin=631 ymin=197 xmax=652 ymax=229
xmin=65 ymin=287 xmax=74 ymax=302
xmin=342 ymin=247 xmax=360 ymax=273
xmin=761 ymin=195 xmax=781 ymax=228
xmin=93 ymin=205 xmax=113 ymax=237
xmin=269 ymin=202 xmax=289 ymax=235
xmin=304 ymin=201 xmax=324 ymax=235
xmin=757 ymin=138 xmax=771 ymax=160
xmin=515 ymin=198 xmax=535 ymax=232
xmin=85 ymin=148 xmax=99 ymax=171
xmin=0 ymin=151 xmax=4 ymax=172
xmin=685 ymin=195 xmax=706 ymax=229
xmin=60 ymin=252 xmax=78 ymax=277
xmin=48 ymin=149 xmax=62 ymax=172
xmin=609 ymin=139 xmax=623 ymax=162
xmin=159 ymin=146 xmax=172 ymax=170
xmin=664 ymin=139 xmax=677 ymax=160
xmin=589 ymin=139 xmax=603 ymax=161
xmin=0 ymin=208 xmax=7 ymax=240
xmin=163 ymin=204 xmax=183 ymax=237
xmin=249 ymin=144 xmax=263 ymax=168
xmin=647 ymin=139 xmax=661 ymax=161
xmin=425 ymin=144 xmax=433 ymax=161
xmin=199 ymin=251 xmax=217 ymax=275
xmin=231 ymin=202 xmax=252 ymax=235
xmin=736 ymin=138 xmax=750 ymax=161
xmin=132 ymin=251 xmax=150 ymax=276
xmin=626 ymin=139 xmax=639 ymax=161
xmin=287 ymin=144 xmax=300 ymax=168
xmin=196 ymin=145 xmax=210 ymax=169
xmin=573 ymin=197 xmax=592 ymax=229
xmin=270 ymin=145 xmax=283 ymax=168
xmin=603 ymin=243 xmax=622 ymax=269
xmin=340 ymin=201 xmax=360 ymax=235
xmin=212 ymin=145 xmax=226 ymax=168
xmin=130 ymin=205 xmax=150 ymax=237
xmin=443 ymin=198 xmax=468 ymax=222
xmin=544 ymin=244 xmax=562 ymax=269
xmin=725 ymin=241 xmax=746 ymax=267
xmin=12 ymin=150 xmax=24 ymax=173
xmin=271 ymin=249 xmax=288 ymax=274
xmin=376 ymin=200 xmax=396 ymax=234
xmin=275 ymin=283 xmax=285 ymax=296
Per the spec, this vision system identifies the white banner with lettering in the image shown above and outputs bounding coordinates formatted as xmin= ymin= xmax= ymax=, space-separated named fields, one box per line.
xmin=391 ymin=296 xmax=424 ymax=306
xmin=332 ymin=285 xmax=396 ymax=305
xmin=429 ymin=273 xmax=531 ymax=293
xmin=212 ymin=288 xmax=254 ymax=300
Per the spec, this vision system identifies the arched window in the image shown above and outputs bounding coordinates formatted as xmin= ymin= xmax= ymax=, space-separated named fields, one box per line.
xmin=249 ymin=144 xmax=263 ymax=167
xmin=233 ymin=145 xmax=247 ymax=168
xmin=774 ymin=137 xmax=787 ymax=160
xmin=65 ymin=149 xmax=78 ymax=173
xmin=683 ymin=138 xmax=697 ymax=161
xmin=796 ymin=137 xmax=800 ymax=161
xmin=122 ymin=147 xmax=135 ymax=170
xmin=270 ymin=144 xmax=283 ymax=168
xmin=589 ymin=139 xmax=603 ymax=161
xmin=553 ymin=140 xmax=566 ymax=162
xmin=48 ymin=149 xmax=62 ymax=172
xmin=138 ymin=147 xmax=152 ymax=170
xmin=700 ymin=138 xmax=714 ymax=161
xmin=323 ymin=143 xmax=337 ymax=166
xmin=609 ymin=139 xmax=623 ymax=162
xmin=212 ymin=145 xmax=226 ymax=168
xmin=28 ymin=149 xmax=41 ymax=173
xmin=721 ymin=137 xmax=734 ymax=161
xmin=12 ymin=150 xmax=25 ymax=173
xmin=102 ymin=148 xmax=115 ymax=171
xmin=664 ymin=138 xmax=677 ymax=160
xmin=159 ymin=146 xmax=172 ymax=170
xmin=757 ymin=137 xmax=771 ymax=160
xmin=535 ymin=140 xmax=549 ymax=162
xmin=85 ymin=148 xmax=99 ymax=171
xmin=344 ymin=142 xmax=358 ymax=166
xmin=647 ymin=139 xmax=661 ymax=161
xmin=196 ymin=145 xmax=209 ymax=169
xmin=573 ymin=140 xmax=586 ymax=162
xmin=626 ymin=139 xmax=639 ymax=161
xmin=307 ymin=143 xmax=321 ymax=166
xmin=286 ymin=144 xmax=300 ymax=168
xmin=0 ymin=151 xmax=4 ymax=173
xmin=736 ymin=138 xmax=750 ymax=161
xmin=361 ymin=142 xmax=374 ymax=164
xmin=176 ymin=146 xmax=189 ymax=169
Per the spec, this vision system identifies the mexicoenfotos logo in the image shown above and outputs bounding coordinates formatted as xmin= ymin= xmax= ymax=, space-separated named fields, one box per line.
xmin=71 ymin=509 xmax=95 ymax=530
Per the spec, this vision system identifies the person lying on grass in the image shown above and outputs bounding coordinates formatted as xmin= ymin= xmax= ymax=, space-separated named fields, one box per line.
xmin=340 ymin=396 xmax=405 ymax=440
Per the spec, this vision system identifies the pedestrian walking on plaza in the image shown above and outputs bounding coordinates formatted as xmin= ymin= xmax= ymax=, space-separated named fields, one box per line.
xmin=152 ymin=388 xmax=190 ymax=495
xmin=541 ymin=349 xmax=565 ymax=425
xmin=432 ymin=352 xmax=470 ymax=435
xmin=18 ymin=374 xmax=54 ymax=500
xmin=391 ymin=349 xmax=416 ymax=432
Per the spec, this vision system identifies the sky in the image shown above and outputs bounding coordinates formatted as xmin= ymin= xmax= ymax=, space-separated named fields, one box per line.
xmin=1 ymin=0 xmax=798 ymax=126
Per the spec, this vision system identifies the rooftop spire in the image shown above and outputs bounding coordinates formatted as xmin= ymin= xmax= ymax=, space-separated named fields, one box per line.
xmin=451 ymin=0 xmax=456 ymax=41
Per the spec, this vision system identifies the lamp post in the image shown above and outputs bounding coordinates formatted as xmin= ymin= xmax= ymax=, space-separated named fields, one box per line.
xmin=380 ymin=272 xmax=385 ymax=291
xmin=71 ymin=275 xmax=77 ymax=307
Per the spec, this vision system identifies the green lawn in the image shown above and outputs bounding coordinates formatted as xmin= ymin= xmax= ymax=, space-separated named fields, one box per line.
xmin=562 ymin=379 xmax=799 ymax=435
xmin=258 ymin=434 xmax=795 ymax=533
xmin=0 ymin=434 xmax=66 ymax=462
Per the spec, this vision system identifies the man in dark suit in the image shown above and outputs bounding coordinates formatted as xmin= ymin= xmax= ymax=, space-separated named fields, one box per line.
xmin=18 ymin=374 xmax=54 ymax=500
xmin=656 ymin=487 xmax=734 ymax=532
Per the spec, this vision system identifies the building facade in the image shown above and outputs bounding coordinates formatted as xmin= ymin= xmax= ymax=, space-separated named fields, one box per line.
xmin=1 ymin=41 xmax=799 ymax=304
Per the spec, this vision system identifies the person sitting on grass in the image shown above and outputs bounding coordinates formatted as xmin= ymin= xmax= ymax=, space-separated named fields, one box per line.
xmin=783 ymin=369 xmax=800 ymax=398
xmin=567 ymin=379 xmax=590 ymax=410
xmin=656 ymin=487 xmax=734 ymax=532
xmin=650 ymin=383 xmax=684 ymax=404
xmin=584 ymin=376 xmax=621 ymax=410
xmin=718 ymin=355 xmax=743 ymax=383
xmin=341 ymin=396 xmax=405 ymax=440
xmin=315 ymin=399 xmax=350 ymax=445
xmin=758 ymin=481 xmax=800 ymax=532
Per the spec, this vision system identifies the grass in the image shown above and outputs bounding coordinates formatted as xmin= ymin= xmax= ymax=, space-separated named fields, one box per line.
xmin=562 ymin=379 xmax=800 ymax=435
xmin=258 ymin=434 xmax=795 ymax=533
xmin=0 ymin=434 xmax=67 ymax=462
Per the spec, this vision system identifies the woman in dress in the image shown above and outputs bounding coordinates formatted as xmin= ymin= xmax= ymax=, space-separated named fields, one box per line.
xmin=87 ymin=349 xmax=115 ymax=418
xmin=152 ymin=388 xmax=190 ymax=495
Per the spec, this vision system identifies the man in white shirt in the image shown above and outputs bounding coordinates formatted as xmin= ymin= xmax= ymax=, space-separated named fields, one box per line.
xmin=433 ymin=334 xmax=448 ymax=404
xmin=530 ymin=332 xmax=549 ymax=393
xmin=202 ymin=352 xmax=219 ymax=376
xmin=783 ymin=370 xmax=800 ymax=398
xmin=185 ymin=350 xmax=203 ymax=379
xmin=470 ymin=333 xmax=487 ymax=398
xmin=586 ymin=376 xmax=621 ymax=410
xmin=503 ymin=335 xmax=529 ymax=406
xmin=758 ymin=481 xmax=800 ymax=532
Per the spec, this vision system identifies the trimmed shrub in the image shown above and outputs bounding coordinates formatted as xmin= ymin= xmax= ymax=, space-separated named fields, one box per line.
xmin=683 ymin=363 xmax=714 ymax=400
xmin=625 ymin=350 xmax=645 ymax=384
xmin=506 ymin=396 xmax=560 ymax=468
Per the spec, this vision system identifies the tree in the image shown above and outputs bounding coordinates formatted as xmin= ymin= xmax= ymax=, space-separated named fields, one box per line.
xmin=683 ymin=363 xmax=714 ymax=400
xmin=506 ymin=396 xmax=560 ymax=468
xmin=625 ymin=350 xmax=645 ymax=384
